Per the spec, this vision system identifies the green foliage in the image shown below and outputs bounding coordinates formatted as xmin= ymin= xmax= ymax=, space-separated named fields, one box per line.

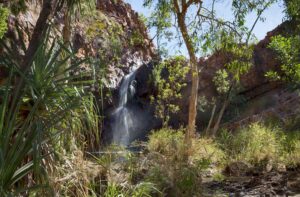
xmin=218 ymin=31 xmax=254 ymax=82
xmin=138 ymin=13 xmax=148 ymax=26
xmin=217 ymin=123 xmax=300 ymax=168
xmin=151 ymin=56 xmax=189 ymax=125
xmin=217 ymin=123 xmax=282 ymax=165
xmin=9 ymin=0 xmax=27 ymax=14
xmin=146 ymin=128 xmax=202 ymax=196
xmin=131 ymin=182 xmax=161 ymax=197
xmin=209 ymin=31 xmax=253 ymax=136
xmin=79 ymin=0 xmax=97 ymax=17
xmin=212 ymin=173 xmax=225 ymax=182
xmin=213 ymin=69 xmax=230 ymax=95
xmin=267 ymin=35 xmax=300 ymax=84
xmin=104 ymin=182 xmax=159 ymax=197
xmin=279 ymin=130 xmax=300 ymax=167
xmin=84 ymin=11 xmax=124 ymax=64
xmin=147 ymin=127 xmax=186 ymax=157
xmin=232 ymin=0 xmax=277 ymax=31
xmin=0 ymin=6 xmax=9 ymax=39
xmin=192 ymin=138 xmax=226 ymax=166
xmin=143 ymin=0 xmax=173 ymax=50
xmin=104 ymin=183 xmax=125 ymax=197
xmin=144 ymin=0 xmax=275 ymax=55
xmin=0 ymin=75 xmax=51 ymax=196
xmin=266 ymin=1 xmax=300 ymax=85
xmin=225 ymin=47 xmax=253 ymax=81
xmin=284 ymin=0 xmax=300 ymax=25
xmin=129 ymin=30 xmax=144 ymax=47
xmin=94 ymin=145 xmax=126 ymax=170
xmin=92 ymin=145 xmax=163 ymax=197
xmin=0 ymin=26 xmax=98 ymax=195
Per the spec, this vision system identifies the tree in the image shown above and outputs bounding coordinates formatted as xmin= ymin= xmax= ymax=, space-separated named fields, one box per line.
xmin=144 ymin=0 xmax=277 ymax=140
xmin=144 ymin=0 xmax=209 ymax=141
xmin=151 ymin=56 xmax=189 ymax=126
xmin=206 ymin=0 xmax=277 ymax=136
xmin=0 ymin=0 xmax=94 ymax=112
xmin=0 ymin=1 xmax=98 ymax=194
xmin=266 ymin=0 xmax=300 ymax=85
xmin=210 ymin=35 xmax=254 ymax=136
xmin=284 ymin=0 xmax=300 ymax=25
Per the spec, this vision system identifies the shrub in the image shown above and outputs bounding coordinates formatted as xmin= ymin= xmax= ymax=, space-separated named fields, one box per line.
xmin=192 ymin=138 xmax=226 ymax=166
xmin=147 ymin=127 xmax=186 ymax=160
xmin=280 ymin=131 xmax=300 ymax=167
xmin=146 ymin=128 xmax=202 ymax=196
xmin=104 ymin=182 xmax=125 ymax=197
xmin=150 ymin=56 xmax=189 ymax=126
xmin=129 ymin=30 xmax=144 ymax=47
xmin=218 ymin=123 xmax=282 ymax=166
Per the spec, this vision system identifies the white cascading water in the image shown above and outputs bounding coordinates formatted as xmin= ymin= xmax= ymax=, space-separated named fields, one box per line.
xmin=111 ymin=69 xmax=137 ymax=146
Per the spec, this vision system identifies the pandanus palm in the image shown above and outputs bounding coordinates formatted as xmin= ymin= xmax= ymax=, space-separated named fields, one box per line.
xmin=0 ymin=31 xmax=95 ymax=195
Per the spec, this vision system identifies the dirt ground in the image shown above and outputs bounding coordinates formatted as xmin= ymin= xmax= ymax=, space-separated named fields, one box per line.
xmin=202 ymin=167 xmax=300 ymax=196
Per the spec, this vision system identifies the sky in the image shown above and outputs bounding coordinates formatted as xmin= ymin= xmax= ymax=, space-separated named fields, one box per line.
xmin=124 ymin=0 xmax=285 ymax=56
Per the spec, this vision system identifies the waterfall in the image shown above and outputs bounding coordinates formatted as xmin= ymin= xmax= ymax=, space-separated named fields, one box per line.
xmin=105 ymin=63 xmax=161 ymax=147
xmin=111 ymin=70 xmax=137 ymax=146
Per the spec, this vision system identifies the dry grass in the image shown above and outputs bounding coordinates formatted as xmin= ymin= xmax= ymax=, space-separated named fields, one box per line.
xmin=51 ymin=150 xmax=104 ymax=197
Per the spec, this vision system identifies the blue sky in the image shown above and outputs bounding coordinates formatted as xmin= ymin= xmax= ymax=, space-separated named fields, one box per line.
xmin=125 ymin=0 xmax=285 ymax=56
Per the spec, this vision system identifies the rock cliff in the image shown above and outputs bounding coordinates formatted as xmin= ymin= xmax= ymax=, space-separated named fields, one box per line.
xmin=1 ymin=0 xmax=156 ymax=88
xmin=188 ymin=22 xmax=298 ymax=130
xmin=135 ymin=21 xmax=299 ymax=131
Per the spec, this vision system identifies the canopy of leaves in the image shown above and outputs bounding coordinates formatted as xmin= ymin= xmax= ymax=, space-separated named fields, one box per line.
xmin=151 ymin=55 xmax=190 ymax=125
xmin=144 ymin=0 xmax=276 ymax=56
xmin=267 ymin=35 xmax=300 ymax=84
xmin=284 ymin=0 xmax=300 ymax=24
xmin=266 ymin=1 xmax=300 ymax=85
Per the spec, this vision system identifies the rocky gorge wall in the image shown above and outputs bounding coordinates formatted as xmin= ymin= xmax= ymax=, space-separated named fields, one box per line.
xmin=134 ymin=21 xmax=299 ymax=132
xmin=197 ymin=21 xmax=299 ymax=130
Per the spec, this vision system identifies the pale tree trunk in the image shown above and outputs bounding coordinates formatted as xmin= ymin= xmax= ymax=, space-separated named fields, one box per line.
xmin=176 ymin=9 xmax=199 ymax=142
xmin=205 ymin=104 xmax=216 ymax=136
xmin=211 ymin=98 xmax=229 ymax=137
xmin=211 ymin=85 xmax=232 ymax=137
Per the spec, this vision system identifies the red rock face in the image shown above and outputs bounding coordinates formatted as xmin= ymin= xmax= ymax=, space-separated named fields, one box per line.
xmin=97 ymin=0 xmax=155 ymax=59
xmin=0 ymin=0 xmax=158 ymax=111
xmin=1 ymin=0 xmax=157 ymax=89
xmin=170 ymin=21 xmax=299 ymax=130
xmin=198 ymin=22 xmax=289 ymax=101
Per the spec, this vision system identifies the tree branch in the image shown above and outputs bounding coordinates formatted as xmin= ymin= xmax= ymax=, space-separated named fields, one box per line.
xmin=197 ymin=13 xmax=243 ymax=39
xmin=173 ymin=0 xmax=180 ymax=14
xmin=246 ymin=1 xmax=272 ymax=44
xmin=187 ymin=0 xmax=202 ymax=8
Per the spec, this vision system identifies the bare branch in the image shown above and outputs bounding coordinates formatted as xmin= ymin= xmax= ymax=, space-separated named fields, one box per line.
xmin=197 ymin=13 xmax=243 ymax=39
xmin=246 ymin=1 xmax=273 ymax=44
xmin=187 ymin=0 xmax=202 ymax=8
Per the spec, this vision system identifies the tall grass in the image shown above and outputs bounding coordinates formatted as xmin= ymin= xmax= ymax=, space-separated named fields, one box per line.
xmin=217 ymin=123 xmax=300 ymax=168
xmin=146 ymin=128 xmax=203 ymax=197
